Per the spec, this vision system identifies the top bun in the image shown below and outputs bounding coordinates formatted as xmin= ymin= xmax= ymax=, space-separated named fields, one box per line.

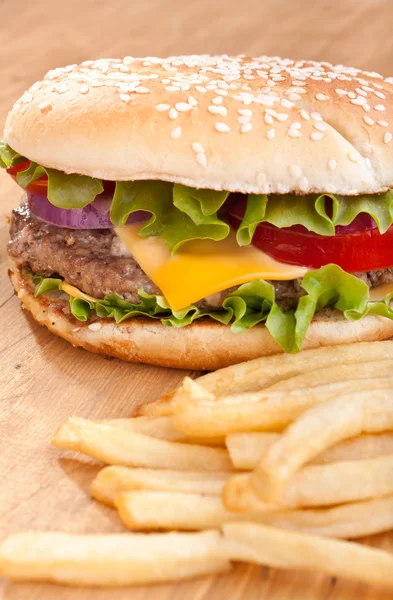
xmin=4 ymin=55 xmax=393 ymax=195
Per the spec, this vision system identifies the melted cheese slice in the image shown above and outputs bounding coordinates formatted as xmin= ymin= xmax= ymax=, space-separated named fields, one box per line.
xmin=115 ymin=225 xmax=309 ymax=311
xmin=61 ymin=282 xmax=99 ymax=303
xmin=369 ymin=282 xmax=393 ymax=301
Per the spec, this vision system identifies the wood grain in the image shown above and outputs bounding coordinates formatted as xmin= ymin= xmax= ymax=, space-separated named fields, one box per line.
xmin=1 ymin=1 xmax=393 ymax=598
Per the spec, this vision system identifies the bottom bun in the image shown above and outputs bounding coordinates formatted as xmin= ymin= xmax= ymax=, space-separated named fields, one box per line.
xmin=9 ymin=259 xmax=393 ymax=370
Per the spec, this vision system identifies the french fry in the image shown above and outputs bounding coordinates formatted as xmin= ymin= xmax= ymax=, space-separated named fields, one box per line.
xmin=226 ymin=431 xmax=393 ymax=470
xmin=224 ymin=455 xmax=393 ymax=510
xmin=173 ymin=378 xmax=393 ymax=438
xmin=268 ymin=359 xmax=393 ymax=391
xmin=100 ymin=417 xmax=225 ymax=446
xmin=226 ymin=433 xmax=280 ymax=469
xmin=91 ymin=466 xmax=229 ymax=506
xmin=194 ymin=341 xmax=393 ymax=396
xmin=138 ymin=341 xmax=393 ymax=415
xmin=222 ymin=522 xmax=393 ymax=588
xmin=261 ymin=494 xmax=393 ymax=539
xmin=53 ymin=417 xmax=233 ymax=472
xmin=100 ymin=416 xmax=188 ymax=442
xmin=137 ymin=398 xmax=177 ymax=417
xmin=116 ymin=491 xmax=272 ymax=531
xmin=0 ymin=531 xmax=230 ymax=586
xmin=251 ymin=391 xmax=393 ymax=501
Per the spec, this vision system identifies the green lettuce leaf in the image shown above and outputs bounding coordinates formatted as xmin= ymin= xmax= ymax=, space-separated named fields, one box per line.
xmin=112 ymin=182 xmax=231 ymax=253
xmin=16 ymin=161 xmax=104 ymax=209
xmin=33 ymin=275 xmax=62 ymax=296
xmin=237 ymin=191 xmax=393 ymax=244
xmin=25 ymin=264 xmax=393 ymax=354
xmin=16 ymin=162 xmax=47 ymax=187
xmin=69 ymin=297 xmax=95 ymax=321
xmin=0 ymin=142 xmax=23 ymax=168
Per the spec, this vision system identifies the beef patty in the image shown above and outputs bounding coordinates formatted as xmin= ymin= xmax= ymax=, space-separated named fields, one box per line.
xmin=8 ymin=203 xmax=393 ymax=311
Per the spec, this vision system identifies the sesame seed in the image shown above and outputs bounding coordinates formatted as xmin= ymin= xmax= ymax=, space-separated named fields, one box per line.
xmin=316 ymin=93 xmax=329 ymax=101
xmin=171 ymin=126 xmax=182 ymax=139
xmin=215 ymin=89 xmax=228 ymax=96
xmin=277 ymin=113 xmax=289 ymax=122
xmin=384 ymin=132 xmax=392 ymax=143
xmin=120 ymin=93 xmax=131 ymax=103
xmin=215 ymin=122 xmax=231 ymax=133
xmin=88 ymin=322 xmax=102 ymax=331
xmin=350 ymin=97 xmax=365 ymax=106
xmin=79 ymin=84 xmax=89 ymax=94
xmin=348 ymin=152 xmax=358 ymax=163
xmin=288 ymin=93 xmax=301 ymax=101
xmin=311 ymin=132 xmax=323 ymax=141
xmin=175 ymin=102 xmax=192 ymax=112
xmin=212 ymin=96 xmax=223 ymax=105
xmin=192 ymin=142 xmax=205 ymax=154
xmin=377 ymin=120 xmax=388 ymax=127
xmin=241 ymin=122 xmax=252 ymax=133
xmin=335 ymin=89 xmax=347 ymax=95
xmin=299 ymin=177 xmax=309 ymax=192
xmin=288 ymin=127 xmax=302 ymax=138
xmin=281 ymin=98 xmax=294 ymax=109
xmin=328 ymin=157 xmax=337 ymax=170
xmin=169 ymin=108 xmax=178 ymax=120
xmin=156 ymin=103 xmax=170 ymax=111
xmin=196 ymin=153 xmax=207 ymax=167
xmin=311 ymin=112 xmax=322 ymax=121
xmin=348 ymin=91 xmax=356 ymax=99
xmin=237 ymin=115 xmax=250 ymax=124
xmin=188 ymin=96 xmax=198 ymax=106
xmin=363 ymin=104 xmax=371 ymax=112
xmin=135 ymin=86 xmax=149 ymax=94
xmin=355 ymin=88 xmax=367 ymax=96
xmin=267 ymin=128 xmax=275 ymax=140
xmin=363 ymin=115 xmax=374 ymax=125
xmin=20 ymin=104 xmax=29 ymax=114
xmin=289 ymin=164 xmax=302 ymax=178
xmin=314 ymin=122 xmax=326 ymax=131
xmin=209 ymin=105 xmax=227 ymax=117
xmin=238 ymin=109 xmax=253 ymax=116
xmin=300 ymin=109 xmax=310 ymax=120
xmin=72 ymin=327 xmax=80 ymax=333
xmin=38 ymin=100 xmax=52 ymax=113
xmin=264 ymin=113 xmax=274 ymax=125
xmin=374 ymin=91 xmax=386 ymax=99
xmin=375 ymin=104 xmax=386 ymax=111
xmin=165 ymin=86 xmax=179 ymax=92
xmin=196 ymin=86 xmax=207 ymax=93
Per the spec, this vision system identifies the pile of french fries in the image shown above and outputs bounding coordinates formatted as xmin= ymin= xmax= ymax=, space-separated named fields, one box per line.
xmin=2 ymin=341 xmax=393 ymax=588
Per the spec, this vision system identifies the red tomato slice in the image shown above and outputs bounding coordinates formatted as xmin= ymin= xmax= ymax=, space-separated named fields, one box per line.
xmin=6 ymin=160 xmax=48 ymax=195
xmin=228 ymin=209 xmax=393 ymax=273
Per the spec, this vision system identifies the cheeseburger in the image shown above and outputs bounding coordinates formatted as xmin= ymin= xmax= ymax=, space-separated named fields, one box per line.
xmin=3 ymin=54 xmax=393 ymax=369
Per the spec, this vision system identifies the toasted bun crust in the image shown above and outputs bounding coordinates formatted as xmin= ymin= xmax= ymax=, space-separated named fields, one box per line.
xmin=9 ymin=260 xmax=393 ymax=370
xmin=4 ymin=55 xmax=393 ymax=195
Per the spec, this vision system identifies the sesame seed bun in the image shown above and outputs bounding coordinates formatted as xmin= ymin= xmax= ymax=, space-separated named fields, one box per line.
xmin=9 ymin=258 xmax=393 ymax=370
xmin=4 ymin=55 xmax=393 ymax=195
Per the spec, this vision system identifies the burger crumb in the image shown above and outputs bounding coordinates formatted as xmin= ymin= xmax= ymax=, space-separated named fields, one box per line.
xmin=65 ymin=235 xmax=75 ymax=246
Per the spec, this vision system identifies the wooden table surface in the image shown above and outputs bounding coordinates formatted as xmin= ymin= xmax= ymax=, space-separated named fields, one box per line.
xmin=1 ymin=1 xmax=393 ymax=598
